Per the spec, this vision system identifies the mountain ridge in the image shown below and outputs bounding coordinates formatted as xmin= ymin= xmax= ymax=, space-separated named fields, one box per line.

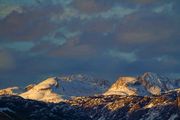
xmin=0 ymin=74 xmax=110 ymax=103
xmin=0 ymin=72 xmax=180 ymax=103
xmin=0 ymin=72 xmax=180 ymax=120
xmin=0 ymin=89 xmax=179 ymax=120
xmin=104 ymin=72 xmax=180 ymax=96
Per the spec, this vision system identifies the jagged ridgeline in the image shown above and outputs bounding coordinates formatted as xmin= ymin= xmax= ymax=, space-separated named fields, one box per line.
xmin=0 ymin=73 xmax=180 ymax=120
xmin=0 ymin=74 xmax=111 ymax=102
xmin=0 ymin=90 xmax=179 ymax=120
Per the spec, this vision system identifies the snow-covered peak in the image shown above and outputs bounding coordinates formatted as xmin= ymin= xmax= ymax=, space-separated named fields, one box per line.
xmin=140 ymin=72 xmax=169 ymax=87
xmin=1 ymin=73 xmax=179 ymax=103
xmin=0 ymin=87 xmax=23 ymax=95
xmin=20 ymin=77 xmax=62 ymax=103
xmin=104 ymin=72 xmax=180 ymax=96
xmin=56 ymin=74 xmax=109 ymax=87
xmin=104 ymin=77 xmax=148 ymax=96
xmin=19 ymin=74 xmax=110 ymax=102
xmin=53 ymin=74 xmax=110 ymax=98
xmin=57 ymin=74 xmax=93 ymax=81
xmin=32 ymin=77 xmax=59 ymax=90
xmin=138 ymin=72 xmax=172 ymax=95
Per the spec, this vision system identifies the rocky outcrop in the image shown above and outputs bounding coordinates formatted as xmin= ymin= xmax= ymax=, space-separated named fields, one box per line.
xmin=0 ymin=89 xmax=179 ymax=120
xmin=138 ymin=72 xmax=171 ymax=95
xmin=0 ymin=95 xmax=91 ymax=120
xmin=68 ymin=90 xmax=180 ymax=120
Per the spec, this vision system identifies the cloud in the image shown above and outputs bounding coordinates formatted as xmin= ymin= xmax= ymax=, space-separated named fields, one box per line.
xmin=126 ymin=0 xmax=159 ymax=4
xmin=172 ymin=0 xmax=180 ymax=16
xmin=83 ymin=18 xmax=115 ymax=33
xmin=72 ymin=0 xmax=111 ymax=14
xmin=136 ymin=42 xmax=180 ymax=60
xmin=114 ymin=11 xmax=179 ymax=51
xmin=0 ymin=4 xmax=62 ymax=41
xmin=0 ymin=50 xmax=15 ymax=71
xmin=72 ymin=0 xmax=165 ymax=14
xmin=48 ymin=37 xmax=97 ymax=59
xmin=30 ymin=41 xmax=57 ymax=54
xmin=1 ymin=41 xmax=34 ymax=52
xmin=0 ymin=0 xmax=180 ymax=87
xmin=0 ymin=4 xmax=23 ymax=19
xmin=112 ymin=11 xmax=180 ymax=74
xmin=107 ymin=50 xmax=137 ymax=63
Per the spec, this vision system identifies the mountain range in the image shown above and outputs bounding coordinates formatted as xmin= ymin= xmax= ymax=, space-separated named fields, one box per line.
xmin=0 ymin=74 xmax=110 ymax=103
xmin=0 ymin=72 xmax=180 ymax=120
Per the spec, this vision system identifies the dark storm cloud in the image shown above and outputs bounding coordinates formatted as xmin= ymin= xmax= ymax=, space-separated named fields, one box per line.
xmin=124 ymin=0 xmax=167 ymax=5
xmin=46 ymin=18 xmax=116 ymax=59
xmin=82 ymin=18 xmax=116 ymax=33
xmin=0 ymin=49 xmax=15 ymax=71
xmin=30 ymin=41 xmax=58 ymax=54
xmin=116 ymin=12 xmax=177 ymax=43
xmin=33 ymin=8 xmax=180 ymax=77
xmin=48 ymin=36 xmax=97 ymax=59
xmin=71 ymin=0 xmax=170 ymax=14
xmin=114 ymin=11 xmax=180 ymax=51
xmin=72 ymin=0 xmax=111 ymax=14
xmin=0 ymin=4 xmax=62 ymax=41
xmin=128 ymin=58 xmax=180 ymax=74
xmin=112 ymin=11 xmax=180 ymax=74
xmin=38 ymin=18 xmax=115 ymax=58
xmin=172 ymin=0 xmax=180 ymax=18
xmin=0 ymin=0 xmax=180 ymax=87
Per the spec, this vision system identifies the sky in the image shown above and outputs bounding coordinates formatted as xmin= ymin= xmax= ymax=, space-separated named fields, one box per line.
xmin=0 ymin=0 xmax=180 ymax=88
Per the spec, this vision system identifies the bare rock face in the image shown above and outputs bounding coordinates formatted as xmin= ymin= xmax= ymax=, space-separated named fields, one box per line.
xmin=0 ymin=89 xmax=179 ymax=120
xmin=104 ymin=72 xmax=180 ymax=96
xmin=0 ymin=95 xmax=91 ymax=120
xmin=68 ymin=90 xmax=180 ymax=120
xmin=138 ymin=72 xmax=170 ymax=95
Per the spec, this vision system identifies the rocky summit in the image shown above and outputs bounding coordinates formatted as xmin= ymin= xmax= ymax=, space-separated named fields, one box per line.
xmin=104 ymin=72 xmax=180 ymax=96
